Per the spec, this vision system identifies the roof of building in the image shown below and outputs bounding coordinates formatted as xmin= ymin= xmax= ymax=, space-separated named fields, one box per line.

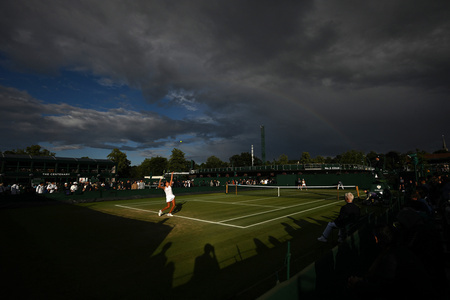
xmin=0 ymin=153 xmax=114 ymax=164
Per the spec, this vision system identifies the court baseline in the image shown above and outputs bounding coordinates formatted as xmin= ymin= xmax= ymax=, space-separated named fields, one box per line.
xmin=115 ymin=198 xmax=340 ymax=229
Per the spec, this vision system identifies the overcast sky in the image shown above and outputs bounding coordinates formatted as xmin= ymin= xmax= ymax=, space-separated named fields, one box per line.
xmin=1 ymin=0 xmax=449 ymax=165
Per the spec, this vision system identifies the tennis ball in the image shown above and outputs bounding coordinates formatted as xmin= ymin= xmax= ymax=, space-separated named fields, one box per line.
xmin=180 ymin=140 xmax=182 ymax=143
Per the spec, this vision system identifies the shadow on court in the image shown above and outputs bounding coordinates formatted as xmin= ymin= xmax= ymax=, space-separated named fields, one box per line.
xmin=172 ymin=200 xmax=187 ymax=214
xmin=0 ymin=201 xmax=174 ymax=299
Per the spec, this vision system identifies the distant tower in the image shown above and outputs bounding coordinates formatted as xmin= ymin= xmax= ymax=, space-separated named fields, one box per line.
xmin=443 ymin=135 xmax=448 ymax=152
xmin=260 ymin=125 xmax=266 ymax=164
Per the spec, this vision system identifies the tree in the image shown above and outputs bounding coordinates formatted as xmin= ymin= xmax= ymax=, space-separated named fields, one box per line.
xmin=229 ymin=152 xmax=261 ymax=167
xmin=3 ymin=144 xmax=55 ymax=156
xmin=169 ymin=148 xmax=188 ymax=171
xmin=312 ymin=155 xmax=326 ymax=164
xmin=204 ymin=156 xmax=227 ymax=168
xmin=139 ymin=158 xmax=152 ymax=177
xmin=143 ymin=156 xmax=168 ymax=176
xmin=107 ymin=148 xmax=131 ymax=177
xmin=276 ymin=154 xmax=289 ymax=165
xmin=299 ymin=152 xmax=312 ymax=164
xmin=384 ymin=151 xmax=401 ymax=171
xmin=129 ymin=165 xmax=142 ymax=178
xmin=366 ymin=151 xmax=380 ymax=168
xmin=324 ymin=156 xmax=335 ymax=163
xmin=337 ymin=150 xmax=365 ymax=164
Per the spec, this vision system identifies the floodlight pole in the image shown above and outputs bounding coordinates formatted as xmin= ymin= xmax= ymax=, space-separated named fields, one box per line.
xmin=261 ymin=125 xmax=266 ymax=164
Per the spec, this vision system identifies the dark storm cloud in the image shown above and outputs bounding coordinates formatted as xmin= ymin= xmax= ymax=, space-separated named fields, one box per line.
xmin=0 ymin=86 xmax=221 ymax=151
xmin=0 ymin=0 xmax=449 ymax=162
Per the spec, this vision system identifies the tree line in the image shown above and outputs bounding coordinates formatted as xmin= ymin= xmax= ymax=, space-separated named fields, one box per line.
xmin=3 ymin=144 xmax=446 ymax=178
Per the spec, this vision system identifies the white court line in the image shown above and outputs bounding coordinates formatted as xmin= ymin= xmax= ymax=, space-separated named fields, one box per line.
xmin=186 ymin=199 xmax=279 ymax=208
xmin=163 ymin=214 xmax=246 ymax=229
xmin=119 ymin=194 xmax=232 ymax=207
xmin=237 ymin=196 xmax=281 ymax=203
xmin=115 ymin=199 xmax=340 ymax=229
xmin=245 ymin=201 xmax=340 ymax=228
xmin=114 ymin=200 xmax=163 ymax=207
xmin=218 ymin=199 xmax=327 ymax=222
xmin=115 ymin=204 xmax=246 ymax=228
xmin=116 ymin=205 xmax=158 ymax=213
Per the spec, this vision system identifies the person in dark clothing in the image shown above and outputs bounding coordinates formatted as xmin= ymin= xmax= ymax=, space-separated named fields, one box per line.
xmin=317 ymin=192 xmax=360 ymax=243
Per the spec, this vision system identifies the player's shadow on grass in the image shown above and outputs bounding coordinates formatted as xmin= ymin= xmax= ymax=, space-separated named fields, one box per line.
xmin=172 ymin=200 xmax=187 ymax=214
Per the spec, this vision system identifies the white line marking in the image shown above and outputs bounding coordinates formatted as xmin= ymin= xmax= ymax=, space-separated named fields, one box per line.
xmin=166 ymin=214 xmax=246 ymax=228
xmin=218 ymin=199 xmax=326 ymax=222
xmin=115 ymin=199 xmax=340 ymax=228
xmin=115 ymin=205 xmax=157 ymax=212
xmin=115 ymin=204 xmax=245 ymax=228
xmin=244 ymin=201 xmax=340 ymax=228
xmin=187 ymin=199 xmax=279 ymax=208
xmin=237 ymin=196 xmax=281 ymax=203
xmin=114 ymin=201 xmax=163 ymax=207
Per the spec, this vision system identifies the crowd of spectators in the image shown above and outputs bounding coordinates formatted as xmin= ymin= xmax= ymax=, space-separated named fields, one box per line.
xmin=109 ymin=179 xmax=146 ymax=190
xmin=0 ymin=177 xmax=219 ymax=197
xmin=227 ymin=178 xmax=274 ymax=185
xmin=0 ymin=177 xmax=274 ymax=198
xmin=0 ymin=179 xmax=148 ymax=197
xmin=347 ymin=172 xmax=450 ymax=299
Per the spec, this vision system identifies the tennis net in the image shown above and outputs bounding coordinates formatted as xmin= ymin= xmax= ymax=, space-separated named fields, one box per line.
xmin=226 ymin=184 xmax=357 ymax=199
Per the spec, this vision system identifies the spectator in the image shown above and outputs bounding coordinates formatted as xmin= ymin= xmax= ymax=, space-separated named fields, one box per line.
xmin=36 ymin=182 xmax=45 ymax=194
xmin=47 ymin=181 xmax=57 ymax=193
xmin=0 ymin=183 xmax=6 ymax=196
xmin=399 ymin=176 xmax=405 ymax=192
xmin=317 ymin=192 xmax=360 ymax=243
xmin=347 ymin=224 xmax=436 ymax=299
xmin=70 ymin=182 xmax=78 ymax=194
xmin=125 ymin=180 xmax=132 ymax=190
xmin=82 ymin=181 xmax=92 ymax=192
xmin=138 ymin=180 xmax=145 ymax=189
xmin=131 ymin=181 xmax=138 ymax=190
xmin=11 ymin=183 xmax=20 ymax=195
xmin=63 ymin=182 xmax=71 ymax=195
xmin=407 ymin=191 xmax=432 ymax=217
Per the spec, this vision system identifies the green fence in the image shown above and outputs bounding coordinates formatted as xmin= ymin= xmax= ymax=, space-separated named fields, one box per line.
xmin=276 ymin=173 xmax=376 ymax=190
xmin=197 ymin=164 xmax=374 ymax=174
xmin=192 ymin=173 xmax=377 ymax=190
xmin=44 ymin=186 xmax=225 ymax=202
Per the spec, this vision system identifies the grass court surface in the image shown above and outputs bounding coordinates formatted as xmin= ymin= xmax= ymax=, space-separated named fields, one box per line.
xmin=1 ymin=187 xmax=361 ymax=299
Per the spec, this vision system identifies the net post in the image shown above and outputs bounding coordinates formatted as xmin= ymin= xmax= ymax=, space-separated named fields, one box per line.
xmin=356 ymin=186 xmax=359 ymax=197
xmin=235 ymin=184 xmax=237 ymax=195
xmin=278 ymin=187 xmax=280 ymax=197
xmin=226 ymin=184 xmax=228 ymax=194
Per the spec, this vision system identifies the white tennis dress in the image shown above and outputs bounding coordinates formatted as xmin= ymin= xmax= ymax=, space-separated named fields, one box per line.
xmin=164 ymin=185 xmax=175 ymax=202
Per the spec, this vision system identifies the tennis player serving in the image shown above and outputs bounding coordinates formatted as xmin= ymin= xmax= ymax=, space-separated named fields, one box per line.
xmin=158 ymin=171 xmax=176 ymax=217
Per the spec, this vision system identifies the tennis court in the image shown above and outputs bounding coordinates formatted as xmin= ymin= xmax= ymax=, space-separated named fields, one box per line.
xmin=113 ymin=186 xmax=348 ymax=229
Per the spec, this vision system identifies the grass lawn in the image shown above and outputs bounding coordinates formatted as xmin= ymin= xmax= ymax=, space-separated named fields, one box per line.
xmin=1 ymin=187 xmax=369 ymax=299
